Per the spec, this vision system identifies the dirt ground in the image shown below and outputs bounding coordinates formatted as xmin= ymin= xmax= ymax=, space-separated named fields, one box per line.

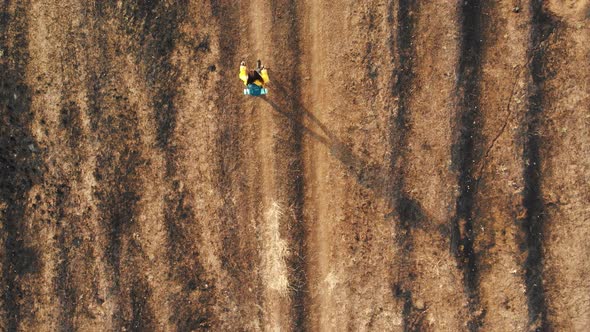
xmin=1 ymin=0 xmax=589 ymax=331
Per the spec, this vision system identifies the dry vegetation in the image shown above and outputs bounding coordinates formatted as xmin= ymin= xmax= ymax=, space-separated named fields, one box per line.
xmin=1 ymin=0 xmax=589 ymax=331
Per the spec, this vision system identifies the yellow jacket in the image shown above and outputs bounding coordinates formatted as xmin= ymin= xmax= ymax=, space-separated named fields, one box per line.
xmin=239 ymin=65 xmax=269 ymax=87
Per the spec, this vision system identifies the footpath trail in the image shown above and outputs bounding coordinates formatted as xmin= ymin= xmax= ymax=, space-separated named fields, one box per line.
xmin=541 ymin=2 xmax=590 ymax=330
xmin=0 ymin=1 xmax=589 ymax=331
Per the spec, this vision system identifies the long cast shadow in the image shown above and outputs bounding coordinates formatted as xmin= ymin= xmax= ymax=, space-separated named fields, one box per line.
xmin=259 ymin=81 xmax=427 ymax=226
xmin=260 ymin=83 xmax=388 ymax=196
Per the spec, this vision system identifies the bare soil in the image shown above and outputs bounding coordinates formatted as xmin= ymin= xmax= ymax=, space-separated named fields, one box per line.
xmin=1 ymin=1 xmax=589 ymax=331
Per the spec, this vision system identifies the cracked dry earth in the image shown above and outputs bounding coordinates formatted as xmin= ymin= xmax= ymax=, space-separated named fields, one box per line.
xmin=1 ymin=0 xmax=589 ymax=331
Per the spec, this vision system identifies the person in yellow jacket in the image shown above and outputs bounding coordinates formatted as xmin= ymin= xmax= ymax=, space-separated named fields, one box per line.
xmin=240 ymin=60 xmax=269 ymax=96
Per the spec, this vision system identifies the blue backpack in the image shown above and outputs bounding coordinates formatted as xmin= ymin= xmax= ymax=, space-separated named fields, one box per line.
xmin=244 ymin=84 xmax=268 ymax=96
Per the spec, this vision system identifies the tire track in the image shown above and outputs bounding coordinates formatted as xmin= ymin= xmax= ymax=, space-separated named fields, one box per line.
xmin=116 ymin=1 xmax=222 ymax=329
xmin=54 ymin=184 xmax=75 ymax=332
xmin=109 ymin=22 xmax=173 ymax=332
xmin=170 ymin=1 xmax=250 ymax=329
xmin=39 ymin=3 xmax=121 ymax=329
xmin=0 ymin=2 xmax=43 ymax=330
xmin=26 ymin=2 xmax=101 ymax=328
xmin=82 ymin=26 xmax=121 ymax=332
xmin=394 ymin=1 xmax=467 ymax=329
xmin=117 ymin=53 xmax=174 ymax=332
xmin=388 ymin=0 xmax=423 ymax=330
xmin=209 ymin=1 xmax=241 ymax=282
xmin=51 ymin=7 xmax=92 ymax=328
xmin=347 ymin=8 xmax=406 ymax=328
xmin=451 ymin=0 xmax=485 ymax=329
xmin=472 ymin=1 xmax=531 ymax=329
xmin=299 ymin=1 xmax=343 ymax=328
xmin=119 ymin=1 xmax=217 ymax=329
xmin=247 ymin=1 xmax=288 ymax=330
xmin=81 ymin=4 xmax=120 ymax=329
xmin=296 ymin=1 xmax=403 ymax=329
xmin=521 ymin=1 xmax=556 ymax=329
xmin=93 ymin=116 xmax=145 ymax=331
xmin=84 ymin=4 xmax=158 ymax=330
xmin=540 ymin=1 xmax=590 ymax=330
xmin=268 ymin=0 xmax=308 ymax=330
xmin=211 ymin=1 xmax=264 ymax=329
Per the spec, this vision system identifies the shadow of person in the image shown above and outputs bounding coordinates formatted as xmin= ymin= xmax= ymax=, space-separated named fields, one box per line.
xmin=253 ymin=81 xmax=429 ymax=230
xmin=259 ymin=85 xmax=390 ymax=197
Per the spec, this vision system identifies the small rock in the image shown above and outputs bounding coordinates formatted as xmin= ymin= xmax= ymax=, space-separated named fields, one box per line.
xmin=415 ymin=299 xmax=425 ymax=310
xmin=513 ymin=6 xmax=520 ymax=13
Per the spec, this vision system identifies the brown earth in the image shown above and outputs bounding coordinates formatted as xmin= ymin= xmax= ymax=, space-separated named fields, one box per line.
xmin=1 ymin=0 xmax=589 ymax=331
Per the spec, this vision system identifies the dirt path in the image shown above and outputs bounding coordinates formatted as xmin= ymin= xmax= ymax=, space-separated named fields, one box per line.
xmin=400 ymin=1 xmax=470 ymax=329
xmin=300 ymin=1 xmax=355 ymax=329
xmin=248 ymin=0 xmax=293 ymax=330
xmin=473 ymin=1 xmax=530 ymax=329
xmin=301 ymin=0 xmax=333 ymax=328
xmin=541 ymin=2 xmax=590 ymax=330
